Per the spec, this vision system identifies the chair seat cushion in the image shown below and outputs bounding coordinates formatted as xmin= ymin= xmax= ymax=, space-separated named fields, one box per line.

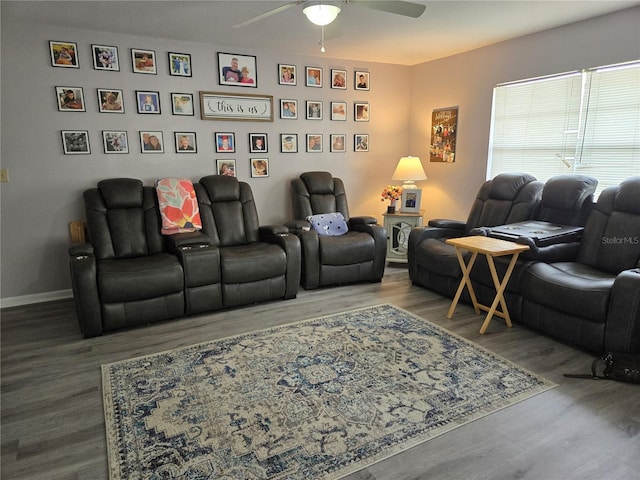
xmin=319 ymin=231 xmax=374 ymax=265
xmin=414 ymin=238 xmax=463 ymax=278
xmin=521 ymin=262 xmax=616 ymax=322
xmin=221 ymin=243 xmax=286 ymax=283
xmin=98 ymin=254 xmax=184 ymax=302
xmin=307 ymin=212 xmax=349 ymax=236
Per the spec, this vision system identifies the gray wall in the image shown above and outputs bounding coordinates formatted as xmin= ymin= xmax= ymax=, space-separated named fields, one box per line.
xmin=1 ymin=6 xmax=639 ymax=305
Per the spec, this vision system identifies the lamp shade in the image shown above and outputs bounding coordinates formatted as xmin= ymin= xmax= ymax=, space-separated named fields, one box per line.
xmin=303 ymin=2 xmax=341 ymax=26
xmin=392 ymin=156 xmax=427 ymax=187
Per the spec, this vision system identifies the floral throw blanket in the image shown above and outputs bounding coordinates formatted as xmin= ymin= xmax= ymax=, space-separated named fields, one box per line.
xmin=155 ymin=178 xmax=202 ymax=235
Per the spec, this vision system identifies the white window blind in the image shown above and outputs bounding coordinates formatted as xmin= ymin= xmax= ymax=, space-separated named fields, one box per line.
xmin=487 ymin=62 xmax=640 ymax=195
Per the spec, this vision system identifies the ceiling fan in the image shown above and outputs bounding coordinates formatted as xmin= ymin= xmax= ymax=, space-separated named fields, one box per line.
xmin=232 ymin=1 xmax=427 ymax=29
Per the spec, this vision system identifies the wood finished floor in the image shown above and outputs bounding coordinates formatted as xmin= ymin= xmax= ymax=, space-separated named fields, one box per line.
xmin=1 ymin=266 xmax=639 ymax=480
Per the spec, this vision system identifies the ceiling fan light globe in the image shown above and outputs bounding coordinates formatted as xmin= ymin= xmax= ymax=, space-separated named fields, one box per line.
xmin=303 ymin=3 xmax=341 ymax=26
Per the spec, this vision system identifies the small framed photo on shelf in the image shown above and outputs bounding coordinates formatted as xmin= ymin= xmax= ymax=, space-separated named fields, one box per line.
xmin=355 ymin=134 xmax=369 ymax=152
xmin=140 ymin=131 xmax=164 ymax=153
xmin=281 ymin=134 xmax=298 ymax=153
xmin=217 ymin=159 xmax=236 ymax=177
xmin=355 ymin=102 xmax=369 ymax=121
xmin=401 ymin=189 xmax=422 ymax=213
xmin=279 ymin=64 xmax=297 ymax=85
xmin=171 ymin=93 xmax=194 ymax=116
xmin=97 ymin=89 xmax=124 ymax=113
xmin=61 ymin=130 xmax=90 ymax=154
xmin=215 ymin=132 xmax=235 ymax=153
xmin=330 ymin=101 xmax=347 ymax=121
xmin=305 ymin=66 xmax=322 ymax=87
xmin=175 ymin=132 xmax=197 ymax=153
xmin=131 ymin=48 xmax=156 ymax=74
xmin=251 ymin=158 xmax=269 ymax=178
xmin=306 ymin=100 xmax=323 ymax=120
xmin=136 ymin=90 xmax=160 ymax=114
xmin=49 ymin=41 xmax=78 ymax=68
xmin=102 ymin=131 xmax=128 ymax=154
xmin=249 ymin=133 xmax=268 ymax=153
xmin=306 ymin=134 xmax=323 ymax=153
xmin=280 ymin=99 xmax=298 ymax=119
xmin=218 ymin=52 xmax=257 ymax=87
xmin=330 ymin=134 xmax=346 ymax=153
xmin=168 ymin=52 xmax=191 ymax=76
xmin=331 ymin=69 xmax=347 ymax=89
xmin=92 ymin=44 xmax=119 ymax=71
xmin=56 ymin=86 xmax=85 ymax=112
xmin=355 ymin=71 xmax=370 ymax=91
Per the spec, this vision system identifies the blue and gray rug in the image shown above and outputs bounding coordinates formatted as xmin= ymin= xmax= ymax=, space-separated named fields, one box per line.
xmin=102 ymin=304 xmax=555 ymax=479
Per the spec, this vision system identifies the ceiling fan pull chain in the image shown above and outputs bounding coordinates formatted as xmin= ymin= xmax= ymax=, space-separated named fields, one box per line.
xmin=320 ymin=25 xmax=326 ymax=53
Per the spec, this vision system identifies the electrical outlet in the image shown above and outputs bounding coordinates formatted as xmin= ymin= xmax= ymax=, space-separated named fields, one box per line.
xmin=0 ymin=168 xmax=8 ymax=183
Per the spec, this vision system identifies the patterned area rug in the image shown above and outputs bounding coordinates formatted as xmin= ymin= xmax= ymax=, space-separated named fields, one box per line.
xmin=102 ymin=304 xmax=555 ymax=479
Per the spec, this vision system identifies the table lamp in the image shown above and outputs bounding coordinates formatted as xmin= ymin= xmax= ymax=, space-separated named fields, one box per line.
xmin=392 ymin=156 xmax=427 ymax=211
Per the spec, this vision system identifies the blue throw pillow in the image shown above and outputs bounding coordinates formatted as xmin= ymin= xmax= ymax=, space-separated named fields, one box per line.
xmin=306 ymin=212 xmax=349 ymax=236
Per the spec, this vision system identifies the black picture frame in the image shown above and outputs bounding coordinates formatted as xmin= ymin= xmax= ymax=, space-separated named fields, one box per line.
xmin=168 ymin=52 xmax=192 ymax=77
xmin=217 ymin=52 xmax=257 ymax=87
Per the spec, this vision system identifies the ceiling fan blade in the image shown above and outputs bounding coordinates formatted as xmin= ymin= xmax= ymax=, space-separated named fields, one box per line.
xmin=348 ymin=0 xmax=426 ymax=18
xmin=232 ymin=1 xmax=305 ymax=29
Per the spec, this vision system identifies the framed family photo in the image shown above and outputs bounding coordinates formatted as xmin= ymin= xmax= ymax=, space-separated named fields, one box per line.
xmin=140 ymin=131 xmax=164 ymax=153
xmin=97 ymin=89 xmax=124 ymax=113
xmin=401 ymin=189 xmax=422 ymax=213
xmin=306 ymin=100 xmax=322 ymax=120
xmin=330 ymin=134 xmax=346 ymax=153
xmin=305 ymin=66 xmax=322 ymax=87
xmin=56 ymin=86 xmax=85 ymax=112
xmin=331 ymin=69 xmax=347 ymax=89
xmin=331 ymin=101 xmax=347 ymax=121
xmin=218 ymin=52 xmax=257 ymax=87
xmin=280 ymin=99 xmax=298 ymax=119
xmin=61 ymin=130 xmax=90 ymax=154
xmin=215 ymin=132 xmax=235 ymax=153
xmin=355 ymin=134 xmax=369 ymax=152
xmin=251 ymin=158 xmax=269 ymax=178
xmin=171 ymin=93 xmax=194 ymax=116
xmin=102 ymin=131 xmax=128 ymax=154
xmin=279 ymin=64 xmax=296 ymax=85
xmin=249 ymin=133 xmax=268 ymax=153
xmin=217 ymin=159 xmax=236 ymax=177
xmin=175 ymin=132 xmax=197 ymax=153
xmin=131 ymin=48 xmax=156 ymax=74
xmin=136 ymin=91 xmax=160 ymax=114
xmin=355 ymin=102 xmax=370 ymax=121
xmin=92 ymin=44 xmax=119 ymax=71
xmin=306 ymin=134 xmax=322 ymax=153
xmin=355 ymin=71 xmax=370 ymax=90
xmin=50 ymin=41 xmax=78 ymax=68
xmin=281 ymin=134 xmax=298 ymax=153
xmin=168 ymin=52 xmax=191 ymax=76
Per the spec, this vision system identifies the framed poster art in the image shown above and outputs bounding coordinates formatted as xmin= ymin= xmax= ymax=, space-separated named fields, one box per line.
xmin=136 ymin=90 xmax=160 ymax=114
xmin=218 ymin=52 xmax=257 ymax=87
xmin=140 ymin=131 xmax=164 ymax=153
xmin=279 ymin=64 xmax=296 ymax=85
xmin=102 ymin=131 xmax=128 ymax=154
xmin=97 ymin=89 xmax=124 ymax=113
xmin=355 ymin=134 xmax=369 ymax=152
xmin=355 ymin=102 xmax=369 ymax=121
xmin=306 ymin=134 xmax=322 ymax=153
xmin=217 ymin=159 xmax=236 ymax=177
xmin=401 ymin=189 xmax=422 ymax=213
xmin=430 ymin=106 xmax=458 ymax=163
xmin=331 ymin=101 xmax=347 ymax=121
xmin=281 ymin=134 xmax=298 ymax=153
xmin=330 ymin=134 xmax=346 ymax=153
xmin=175 ymin=132 xmax=197 ymax=153
xmin=171 ymin=93 xmax=194 ymax=116
xmin=331 ymin=69 xmax=347 ymax=89
xmin=306 ymin=100 xmax=322 ymax=120
xmin=215 ymin=132 xmax=235 ymax=153
xmin=61 ymin=130 xmax=90 ymax=154
xmin=355 ymin=71 xmax=370 ymax=90
xmin=49 ymin=41 xmax=78 ymax=68
xmin=249 ymin=133 xmax=268 ymax=153
xmin=131 ymin=48 xmax=156 ymax=74
xmin=168 ymin=52 xmax=191 ymax=76
xmin=305 ymin=66 xmax=322 ymax=87
xmin=56 ymin=86 xmax=85 ymax=111
xmin=200 ymin=92 xmax=273 ymax=121
xmin=251 ymin=158 xmax=269 ymax=178
xmin=280 ymin=99 xmax=298 ymax=119
xmin=92 ymin=44 xmax=119 ymax=71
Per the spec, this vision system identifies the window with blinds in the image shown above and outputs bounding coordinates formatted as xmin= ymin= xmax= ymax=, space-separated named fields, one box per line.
xmin=487 ymin=61 xmax=640 ymax=195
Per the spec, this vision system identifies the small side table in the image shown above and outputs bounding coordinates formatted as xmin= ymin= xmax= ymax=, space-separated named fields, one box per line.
xmin=382 ymin=210 xmax=423 ymax=263
xmin=445 ymin=235 xmax=529 ymax=334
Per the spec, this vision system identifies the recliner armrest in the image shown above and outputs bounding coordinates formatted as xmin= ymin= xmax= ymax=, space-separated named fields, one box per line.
xmin=285 ymin=220 xmax=311 ymax=232
xmin=259 ymin=224 xmax=289 ymax=235
xmin=515 ymin=236 xmax=580 ymax=262
xmin=606 ymin=268 xmax=640 ymax=353
xmin=69 ymin=242 xmax=94 ymax=257
xmin=349 ymin=216 xmax=377 ymax=226
xmin=68 ymin=244 xmax=101 ymax=338
xmin=164 ymin=231 xmax=212 ymax=250
xmin=428 ymin=218 xmax=466 ymax=229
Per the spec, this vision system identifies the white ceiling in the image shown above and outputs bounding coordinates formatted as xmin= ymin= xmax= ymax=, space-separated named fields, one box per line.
xmin=4 ymin=0 xmax=639 ymax=65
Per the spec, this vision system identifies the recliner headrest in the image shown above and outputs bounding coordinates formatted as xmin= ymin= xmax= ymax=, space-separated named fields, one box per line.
xmin=614 ymin=176 xmax=640 ymax=214
xmin=541 ymin=175 xmax=598 ymax=210
xmin=301 ymin=171 xmax=335 ymax=194
xmin=489 ymin=173 xmax=537 ymax=200
xmin=199 ymin=175 xmax=240 ymax=202
xmin=97 ymin=178 xmax=143 ymax=208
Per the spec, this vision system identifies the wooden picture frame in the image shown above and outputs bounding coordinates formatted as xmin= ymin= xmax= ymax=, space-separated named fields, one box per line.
xmin=61 ymin=130 xmax=90 ymax=154
xmin=331 ymin=101 xmax=347 ymax=121
xmin=355 ymin=71 xmax=370 ymax=91
xmin=281 ymin=134 xmax=298 ymax=153
xmin=305 ymin=66 xmax=322 ymax=87
xmin=102 ymin=131 xmax=128 ymax=154
xmin=250 ymin=158 xmax=269 ymax=178
xmin=131 ymin=48 xmax=156 ymax=74
xmin=56 ymin=86 xmax=85 ymax=112
xmin=218 ymin=52 xmax=257 ymax=87
xmin=140 ymin=131 xmax=164 ymax=153
xmin=136 ymin=90 xmax=161 ymax=114
xmin=331 ymin=69 xmax=347 ymax=89
xmin=171 ymin=93 xmax=194 ymax=116
xmin=278 ymin=64 xmax=297 ymax=85
xmin=330 ymin=134 xmax=346 ymax=153
xmin=175 ymin=132 xmax=197 ymax=153
xmin=50 ymin=41 xmax=78 ymax=68
xmin=92 ymin=44 xmax=119 ymax=71
xmin=200 ymin=92 xmax=273 ymax=121
xmin=217 ymin=159 xmax=236 ymax=177
xmin=97 ymin=89 xmax=124 ymax=113
xmin=280 ymin=99 xmax=298 ymax=119
xmin=249 ymin=133 xmax=268 ymax=153
xmin=401 ymin=188 xmax=422 ymax=213
xmin=355 ymin=134 xmax=369 ymax=152
xmin=215 ymin=132 xmax=236 ymax=153
xmin=355 ymin=102 xmax=369 ymax=121
xmin=306 ymin=100 xmax=323 ymax=120
xmin=306 ymin=134 xmax=323 ymax=153
xmin=168 ymin=52 xmax=192 ymax=76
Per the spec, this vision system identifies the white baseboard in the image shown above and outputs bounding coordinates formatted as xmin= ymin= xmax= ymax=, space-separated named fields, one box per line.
xmin=0 ymin=289 xmax=73 ymax=309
